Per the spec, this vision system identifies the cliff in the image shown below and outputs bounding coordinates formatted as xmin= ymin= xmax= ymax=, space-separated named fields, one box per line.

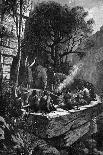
xmin=72 ymin=26 xmax=103 ymax=95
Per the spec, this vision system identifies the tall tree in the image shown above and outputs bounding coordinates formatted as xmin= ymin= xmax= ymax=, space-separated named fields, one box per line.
xmin=24 ymin=1 xmax=94 ymax=70
xmin=1 ymin=0 xmax=31 ymax=85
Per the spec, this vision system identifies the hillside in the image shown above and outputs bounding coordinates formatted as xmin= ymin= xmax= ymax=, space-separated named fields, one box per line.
xmin=72 ymin=26 xmax=103 ymax=96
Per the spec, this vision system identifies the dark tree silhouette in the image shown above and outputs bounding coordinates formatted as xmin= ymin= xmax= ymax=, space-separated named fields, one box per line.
xmin=23 ymin=1 xmax=94 ymax=70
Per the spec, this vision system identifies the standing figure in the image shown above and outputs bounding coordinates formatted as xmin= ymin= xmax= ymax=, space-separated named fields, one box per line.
xmin=24 ymin=57 xmax=36 ymax=88
xmin=33 ymin=59 xmax=47 ymax=90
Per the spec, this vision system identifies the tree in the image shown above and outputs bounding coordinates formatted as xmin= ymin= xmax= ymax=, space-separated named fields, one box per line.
xmin=1 ymin=0 xmax=31 ymax=85
xmin=23 ymin=1 xmax=94 ymax=71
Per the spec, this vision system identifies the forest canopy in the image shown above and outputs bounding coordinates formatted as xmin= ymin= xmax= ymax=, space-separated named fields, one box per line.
xmin=23 ymin=1 xmax=94 ymax=71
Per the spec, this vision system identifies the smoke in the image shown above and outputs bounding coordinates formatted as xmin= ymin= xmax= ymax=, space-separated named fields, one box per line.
xmin=57 ymin=62 xmax=83 ymax=92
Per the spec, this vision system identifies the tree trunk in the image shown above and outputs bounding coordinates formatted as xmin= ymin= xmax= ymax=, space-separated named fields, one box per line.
xmin=51 ymin=45 xmax=55 ymax=62
xmin=15 ymin=0 xmax=23 ymax=86
xmin=0 ymin=63 xmax=3 ymax=95
xmin=55 ymin=45 xmax=60 ymax=72
xmin=0 ymin=1 xmax=4 ymax=98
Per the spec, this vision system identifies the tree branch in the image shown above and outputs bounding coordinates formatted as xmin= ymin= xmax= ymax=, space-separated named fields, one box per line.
xmin=59 ymin=36 xmax=84 ymax=58
xmin=59 ymin=49 xmax=83 ymax=58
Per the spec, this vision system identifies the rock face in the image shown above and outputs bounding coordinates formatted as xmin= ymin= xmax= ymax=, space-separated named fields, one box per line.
xmin=24 ymin=100 xmax=102 ymax=149
xmin=96 ymin=60 xmax=103 ymax=95
xmin=72 ymin=26 xmax=103 ymax=96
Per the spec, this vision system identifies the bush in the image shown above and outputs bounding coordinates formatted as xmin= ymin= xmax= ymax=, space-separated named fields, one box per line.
xmin=1 ymin=80 xmax=22 ymax=118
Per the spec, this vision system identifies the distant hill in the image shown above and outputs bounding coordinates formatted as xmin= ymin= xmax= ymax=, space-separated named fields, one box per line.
xmin=72 ymin=26 xmax=103 ymax=96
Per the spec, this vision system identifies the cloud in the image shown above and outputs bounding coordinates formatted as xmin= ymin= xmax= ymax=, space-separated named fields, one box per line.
xmin=87 ymin=5 xmax=103 ymax=33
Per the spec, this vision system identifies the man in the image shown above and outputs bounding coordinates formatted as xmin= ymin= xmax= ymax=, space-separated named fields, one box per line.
xmin=25 ymin=57 xmax=36 ymax=88
xmin=33 ymin=59 xmax=47 ymax=90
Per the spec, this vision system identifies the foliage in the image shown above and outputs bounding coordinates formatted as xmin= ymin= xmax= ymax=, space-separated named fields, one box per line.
xmin=1 ymin=0 xmax=30 ymax=18
xmin=23 ymin=1 xmax=94 ymax=70
xmin=1 ymin=80 xmax=22 ymax=118
xmin=1 ymin=0 xmax=17 ymax=17
xmin=0 ymin=115 xmax=25 ymax=155
xmin=84 ymin=37 xmax=95 ymax=50
xmin=0 ymin=80 xmax=37 ymax=155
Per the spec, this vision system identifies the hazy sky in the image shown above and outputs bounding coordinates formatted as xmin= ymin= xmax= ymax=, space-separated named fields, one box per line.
xmin=32 ymin=0 xmax=103 ymax=33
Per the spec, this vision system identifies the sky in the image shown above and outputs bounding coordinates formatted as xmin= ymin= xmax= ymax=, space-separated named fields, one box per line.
xmin=32 ymin=0 xmax=103 ymax=33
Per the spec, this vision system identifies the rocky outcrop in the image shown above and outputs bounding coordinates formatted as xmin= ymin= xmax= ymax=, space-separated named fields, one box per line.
xmin=72 ymin=26 xmax=103 ymax=96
